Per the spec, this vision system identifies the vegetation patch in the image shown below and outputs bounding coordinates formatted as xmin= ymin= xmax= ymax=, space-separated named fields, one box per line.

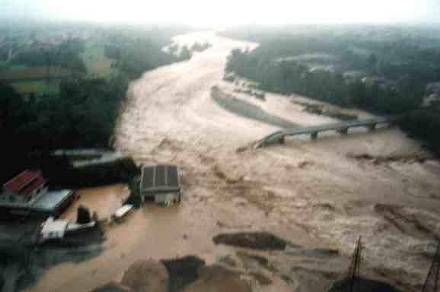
xmin=233 ymin=87 xmax=266 ymax=101
xmin=0 ymin=66 xmax=71 ymax=81
xmin=328 ymin=277 xmax=402 ymax=292
xmin=400 ymin=107 xmax=440 ymax=154
xmin=211 ymin=86 xmax=297 ymax=128
xmin=190 ymin=42 xmax=211 ymax=53
xmin=347 ymin=153 xmax=428 ymax=164
xmin=213 ymin=232 xmax=288 ymax=250
xmin=293 ymin=101 xmax=357 ymax=120
xmin=10 ymin=80 xmax=60 ymax=95
xmin=121 ymin=260 xmax=168 ymax=292
xmin=285 ymin=248 xmax=340 ymax=258
xmin=161 ymin=256 xmax=206 ymax=292
xmin=250 ymin=272 xmax=272 ymax=286
xmin=81 ymin=42 xmax=117 ymax=77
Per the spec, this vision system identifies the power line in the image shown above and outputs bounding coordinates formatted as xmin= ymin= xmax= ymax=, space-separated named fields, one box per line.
xmin=348 ymin=236 xmax=362 ymax=292
xmin=421 ymin=242 xmax=440 ymax=292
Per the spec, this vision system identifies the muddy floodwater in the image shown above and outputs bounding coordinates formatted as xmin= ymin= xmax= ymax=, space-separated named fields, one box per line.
xmin=26 ymin=31 xmax=440 ymax=292
xmin=60 ymin=184 xmax=129 ymax=221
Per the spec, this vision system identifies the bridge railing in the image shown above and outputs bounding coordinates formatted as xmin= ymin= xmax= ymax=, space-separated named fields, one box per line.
xmin=256 ymin=117 xmax=398 ymax=148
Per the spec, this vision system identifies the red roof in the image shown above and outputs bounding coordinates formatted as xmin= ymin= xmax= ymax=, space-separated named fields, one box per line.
xmin=20 ymin=176 xmax=46 ymax=195
xmin=3 ymin=170 xmax=46 ymax=196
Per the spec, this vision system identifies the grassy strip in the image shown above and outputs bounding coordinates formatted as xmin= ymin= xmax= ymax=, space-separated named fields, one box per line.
xmin=10 ymin=80 xmax=60 ymax=95
xmin=211 ymin=87 xmax=298 ymax=129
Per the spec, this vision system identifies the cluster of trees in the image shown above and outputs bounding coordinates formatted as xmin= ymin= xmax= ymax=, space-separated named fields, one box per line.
xmin=1 ymin=26 xmax=189 ymax=182
xmin=224 ymin=26 xmax=440 ymax=152
xmin=104 ymin=28 xmax=190 ymax=79
xmin=190 ymin=42 xmax=211 ymax=52
xmin=227 ymin=48 xmax=425 ymax=114
xmin=400 ymin=103 xmax=440 ymax=152
xmin=105 ymin=40 xmax=180 ymax=78
xmin=0 ymin=48 xmax=8 ymax=61
xmin=0 ymin=76 xmax=128 ymax=181
xmin=10 ymin=39 xmax=87 ymax=73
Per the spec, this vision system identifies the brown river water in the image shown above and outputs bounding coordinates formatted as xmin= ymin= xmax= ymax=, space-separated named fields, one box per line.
xmin=25 ymin=31 xmax=440 ymax=292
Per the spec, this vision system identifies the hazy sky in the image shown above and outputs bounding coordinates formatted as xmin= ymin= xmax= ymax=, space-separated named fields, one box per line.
xmin=1 ymin=0 xmax=440 ymax=27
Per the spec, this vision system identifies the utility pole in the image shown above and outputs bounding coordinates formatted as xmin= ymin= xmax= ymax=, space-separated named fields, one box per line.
xmin=422 ymin=242 xmax=440 ymax=292
xmin=348 ymin=236 xmax=362 ymax=292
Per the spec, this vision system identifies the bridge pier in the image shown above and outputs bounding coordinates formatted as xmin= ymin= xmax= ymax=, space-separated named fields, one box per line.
xmin=338 ymin=128 xmax=349 ymax=135
xmin=259 ymin=117 xmax=391 ymax=147
xmin=278 ymin=135 xmax=285 ymax=144
xmin=367 ymin=123 xmax=376 ymax=131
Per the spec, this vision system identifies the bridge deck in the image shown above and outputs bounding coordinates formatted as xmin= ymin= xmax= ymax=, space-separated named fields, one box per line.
xmin=259 ymin=117 xmax=396 ymax=147
xmin=282 ymin=117 xmax=389 ymax=136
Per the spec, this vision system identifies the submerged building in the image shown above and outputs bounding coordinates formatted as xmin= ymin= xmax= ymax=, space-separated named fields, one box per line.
xmin=0 ymin=170 xmax=76 ymax=219
xmin=1 ymin=170 xmax=48 ymax=204
xmin=140 ymin=164 xmax=182 ymax=205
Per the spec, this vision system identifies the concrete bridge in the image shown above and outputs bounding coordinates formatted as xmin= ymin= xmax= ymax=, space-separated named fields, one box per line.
xmin=256 ymin=117 xmax=398 ymax=147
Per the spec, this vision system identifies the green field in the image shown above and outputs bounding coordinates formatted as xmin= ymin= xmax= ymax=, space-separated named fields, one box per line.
xmin=81 ymin=42 xmax=118 ymax=77
xmin=7 ymin=64 xmax=27 ymax=70
xmin=0 ymin=66 xmax=71 ymax=81
xmin=0 ymin=63 xmax=27 ymax=70
xmin=10 ymin=80 xmax=60 ymax=95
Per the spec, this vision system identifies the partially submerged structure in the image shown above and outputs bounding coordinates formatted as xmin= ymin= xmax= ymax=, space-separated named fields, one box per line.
xmin=140 ymin=164 xmax=182 ymax=205
xmin=40 ymin=217 xmax=69 ymax=241
xmin=39 ymin=216 xmax=96 ymax=243
xmin=111 ymin=204 xmax=133 ymax=222
xmin=0 ymin=170 xmax=76 ymax=219
xmin=1 ymin=170 xmax=47 ymax=204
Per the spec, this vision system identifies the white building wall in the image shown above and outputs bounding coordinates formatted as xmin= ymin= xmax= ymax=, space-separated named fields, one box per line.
xmin=0 ymin=185 xmax=48 ymax=205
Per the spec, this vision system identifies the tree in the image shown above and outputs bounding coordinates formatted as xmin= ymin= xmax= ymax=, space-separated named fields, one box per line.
xmin=179 ymin=46 xmax=191 ymax=61
xmin=77 ymin=205 xmax=92 ymax=224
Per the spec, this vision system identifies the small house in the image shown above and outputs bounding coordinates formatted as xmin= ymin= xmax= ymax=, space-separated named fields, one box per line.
xmin=1 ymin=170 xmax=47 ymax=204
xmin=40 ymin=216 xmax=96 ymax=243
xmin=140 ymin=164 xmax=182 ymax=205
xmin=0 ymin=170 xmax=75 ymax=219
xmin=40 ymin=217 xmax=68 ymax=241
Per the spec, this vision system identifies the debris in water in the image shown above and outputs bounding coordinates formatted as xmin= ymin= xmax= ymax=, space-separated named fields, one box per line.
xmin=297 ymin=160 xmax=314 ymax=169
xmin=213 ymin=232 xmax=288 ymax=250
xmin=250 ymin=272 xmax=272 ymax=286
xmin=182 ymin=265 xmax=251 ymax=292
xmin=161 ymin=255 xmax=205 ymax=292
xmin=328 ymin=277 xmax=402 ymax=292
xmin=89 ymin=282 xmax=131 ymax=292
xmin=121 ymin=259 xmax=168 ymax=292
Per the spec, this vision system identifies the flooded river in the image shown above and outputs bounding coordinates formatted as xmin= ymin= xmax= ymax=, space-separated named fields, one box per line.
xmin=26 ymin=31 xmax=440 ymax=292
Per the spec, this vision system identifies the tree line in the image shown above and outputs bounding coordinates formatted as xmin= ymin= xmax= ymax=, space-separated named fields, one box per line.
xmin=0 ymin=75 xmax=128 ymax=181
xmin=0 ymin=26 xmax=190 ymax=182
xmin=224 ymin=27 xmax=440 ymax=152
